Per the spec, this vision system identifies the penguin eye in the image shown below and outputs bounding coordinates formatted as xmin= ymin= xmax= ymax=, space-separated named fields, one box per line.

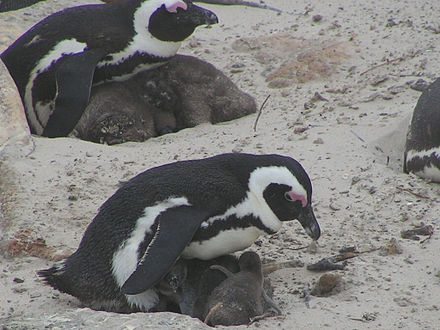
xmin=284 ymin=192 xmax=293 ymax=201
xmin=284 ymin=191 xmax=308 ymax=207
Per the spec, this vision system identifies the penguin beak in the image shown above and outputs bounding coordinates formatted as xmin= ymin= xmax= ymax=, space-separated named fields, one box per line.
xmin=186 ymin=3 xmax=219 ymax=26
xmin=297 ymin=204 xmax=321 ymax=240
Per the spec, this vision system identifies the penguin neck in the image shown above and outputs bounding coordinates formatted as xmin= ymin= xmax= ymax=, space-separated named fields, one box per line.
xmin=131 ymin=0 xmax=182 ymax=58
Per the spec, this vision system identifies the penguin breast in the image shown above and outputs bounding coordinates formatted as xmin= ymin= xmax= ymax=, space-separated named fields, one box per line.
xmin=181 ymin=226 xmax=263 ymax=260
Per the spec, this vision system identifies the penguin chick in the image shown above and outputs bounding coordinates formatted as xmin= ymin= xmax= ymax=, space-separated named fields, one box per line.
xmin=190 ymin=254 xmax=240 ymax=319
xmin=72 ymin=55 xmax=255 ymax=145
xmin=38 ymin=153 xmax=320 ymax=313
xmin=1 ymin=0 xmax=218 ymax=137
xmin=73 ymin=82 xmax=158 ymax=145
xmin=203 ymin=251 xmax=279 ymax=326
xmin=404 ymin=77 xmax=440 ymax=182
xmin=154 ymin=259 xmax=188 ymax=312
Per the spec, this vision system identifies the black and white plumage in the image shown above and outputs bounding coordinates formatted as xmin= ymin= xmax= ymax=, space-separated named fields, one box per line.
xmin=404 ymin=78 xmax=440 ymax=182
xmin=0 ymin=0 xmax=218 ymax=137
xmin=38 ymin=153 xmax=321 ymax=312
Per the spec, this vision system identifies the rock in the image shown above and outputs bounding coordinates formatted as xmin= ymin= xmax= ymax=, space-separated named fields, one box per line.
xmin=311 ymin=273 xmax=342 ymax=296
xmin=0 ymin=59 xmax=32 ymax=156
xmin=379 ymin=238 xmax=403 ymax=256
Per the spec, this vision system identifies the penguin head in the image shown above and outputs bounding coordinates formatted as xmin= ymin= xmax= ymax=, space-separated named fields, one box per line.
xmin=145 ymin=0 xmax=218 ymax=42
xmin=238 ymin=251 xmax=262 ymax=278
xmin=248 ymin=159 xmax=321 ymax=241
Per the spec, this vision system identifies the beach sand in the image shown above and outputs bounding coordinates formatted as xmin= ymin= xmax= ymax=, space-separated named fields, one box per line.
xmin=1 ymin=0 xmax=439 ymax=328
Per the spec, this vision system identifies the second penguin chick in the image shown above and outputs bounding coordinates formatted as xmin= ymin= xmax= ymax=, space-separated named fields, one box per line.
xmin=204 ymin=251 xmax=280 ymax=326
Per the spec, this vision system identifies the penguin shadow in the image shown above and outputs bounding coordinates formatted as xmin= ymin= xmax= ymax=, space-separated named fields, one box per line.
xmin=158 ymin=251 xmax=284 ymax=327
xmin=73 ymin=55 xmax=257 ymax=145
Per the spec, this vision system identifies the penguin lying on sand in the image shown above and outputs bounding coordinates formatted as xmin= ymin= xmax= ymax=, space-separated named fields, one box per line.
xmin=38 ymin=153 xmax=321 ymax=313
xmin=0 ymin=0 xmax=218 ymax=137
xmin=404 ymin=78 xmax=440 ymax=182
xmin=203 ymin=251 xmax=279 ymax=326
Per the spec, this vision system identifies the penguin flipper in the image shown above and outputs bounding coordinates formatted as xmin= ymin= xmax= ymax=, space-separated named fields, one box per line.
xmin=121 ymin=205 xmax=210 ymax=295
xmin=42 ymin=49 xmax=107 ymax=137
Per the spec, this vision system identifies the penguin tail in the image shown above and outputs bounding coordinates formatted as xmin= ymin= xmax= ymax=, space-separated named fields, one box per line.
xmin=37 ymin=261 xmax=72 ymax=294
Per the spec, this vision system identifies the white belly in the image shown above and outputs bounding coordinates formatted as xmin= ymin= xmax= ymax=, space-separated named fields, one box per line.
xmin=181 ymin=226 xmax=264 ymax=260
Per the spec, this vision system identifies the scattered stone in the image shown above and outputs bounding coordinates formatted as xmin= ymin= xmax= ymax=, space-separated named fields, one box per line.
xmin=304 ymin=101 xmax=316 ymax=110
xmin=401 ymin=224 xmax=434 ymax=240
xmin=311 ymin=273 xmax=342 ymax=296
xmin=294 ymin=126 xmax=309 ymax=134
xmin=313 ymin=138 xmax=324 ymax=144
xmin=312 ymin=14 xmax=323 ymax=22
xmin=370 ymin=75 xmax=389 ymax=86
xmin=362 ymin=312 xmax=378 ymax=321
xmin=311 ymin=92 xmax=329 ymax=102
xmin=424 ymin=25 xmax=440 ymax=34
xmin=386 ymin=18 xmax=398 ymax=27
xmin=393 ymin=297 xmax=414 ymax=307
xmin=307 ymin=259 xmax=346 ymax=271
xmin=379 ymin=238 xmax=403 ymax=256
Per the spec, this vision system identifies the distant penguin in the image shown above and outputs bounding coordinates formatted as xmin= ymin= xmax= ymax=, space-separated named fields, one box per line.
xmin=404 ymin=78 xmax=440 ymax=182
xmin=203 ymin=251 xmax=279 ymax=326
xmin=1 ymin=0 xmax=218 ymax=137
xmin=38 ymin=153 xmax=321 ymax=313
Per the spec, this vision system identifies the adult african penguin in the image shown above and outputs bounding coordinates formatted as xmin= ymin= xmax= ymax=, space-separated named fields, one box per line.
xmin=404 ymin=78 xmax=440 ymax=182
xmin=0 ymin=0 xmax=218 ymax=137
xmin=38 ymin=153 xmax=321 ymax=313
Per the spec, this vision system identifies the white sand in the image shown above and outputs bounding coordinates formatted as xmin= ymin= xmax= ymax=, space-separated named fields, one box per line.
xmin=1 ymin=0 xmax=439 ymax=328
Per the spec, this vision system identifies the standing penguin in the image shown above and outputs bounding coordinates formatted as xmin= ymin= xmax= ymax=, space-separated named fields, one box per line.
xmin=0 ymin=0 xmax=218 ymax=137
xmin=38 ymin=153 xmax=321 ymax=313
xmin=404 ymin=78 xmax=440 ymax=182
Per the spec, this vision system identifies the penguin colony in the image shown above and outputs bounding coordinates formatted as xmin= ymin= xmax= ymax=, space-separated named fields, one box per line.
xmin=404 ymin=78 xmax=440 ymax=182
xmin=39 ymin=153 xmax=321 ymax=315
xmin=0 ymin=0 xmax=217 ymax=137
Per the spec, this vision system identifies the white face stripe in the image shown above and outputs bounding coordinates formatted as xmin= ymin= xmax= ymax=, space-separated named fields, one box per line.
xmin=182 ymin=226 xmax=262 ymax=260
xmin=111 ymin=196 xmax=189 ymax=309
xmin=248 ymin=166 xmax=308 ymax=202
xmin=97 ymin=0 xmax=182 ymax=70
xmin=24 ymin=38 xmax=87 ymax=134
xmin=199 ymin=166 xmax=307 ymax=243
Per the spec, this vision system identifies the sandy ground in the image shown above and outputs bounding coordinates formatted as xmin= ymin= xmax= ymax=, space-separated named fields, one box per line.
xmin=1 ymin=0 xmax=440 ymax=328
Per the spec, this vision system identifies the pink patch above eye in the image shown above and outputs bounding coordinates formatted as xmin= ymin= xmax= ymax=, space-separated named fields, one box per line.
xmin=166 ymin=1 xmax=188 ymax=13
xmin=287 ymin=191 xmax=308 ymax=207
